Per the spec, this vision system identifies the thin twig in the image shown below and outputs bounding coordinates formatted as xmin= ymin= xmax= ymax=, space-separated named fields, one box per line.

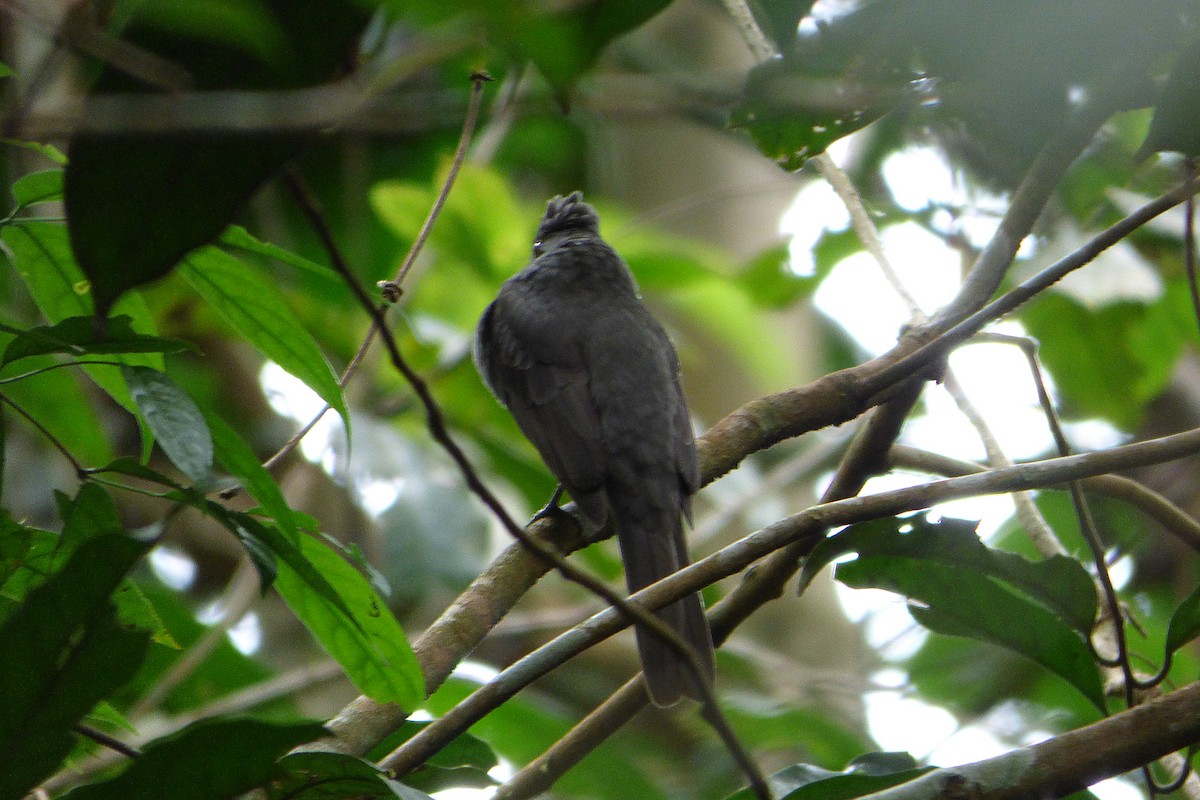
xmin=384 ymin=70 xmax=492 ymax=295
xmin=251 ymin=71 xmax=491 ymax=479
xmin=72 ymin=724 xmax=141 ymax=760
xmin=0 ymin=391 xmax=84 ymax=476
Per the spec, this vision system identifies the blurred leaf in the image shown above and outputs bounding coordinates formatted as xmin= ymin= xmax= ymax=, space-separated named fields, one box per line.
xmin=0 ymin=533 xmax=152 ymax=800
xmin=479 ymin=0 xmax=672 ymax=96
xmin=1137 ymin=38 xmax=1200 ymax=158
xmin=180 ymin=247 xmax=348 ymax=429
xmin=750 ymin=0 xmax=817 ymax=53
xmin=425 ymin=677 xmax=661 ymax=800
xmin=739 ymin=243 xmax=814 ymax=308
xmin=271 ymin=752 xmax=434 ymax=800
xmin=61 ymin=717 xmax=328 ymax=800
xmin=723 ymin=695 xmax=867 ymax=770
xmin=1 ymin=137 xmax=68 ymax=164
xmin=731 ymin=56 xmax=887 ymax=171
xmin=372 ymin=163 xmax=529 ymax=287
xmin=1166 ymin=583 xmax=1200 ymax=655
xmin=11 ymin=168 xmax=63 ymax=207
xmin=1020 ymin=291 xmax=1184 ymax=430
xmin=121 ymin=365 xmax=214 ymax=484
xmin=274 ymin=531 xmax=423 ymax=707
xmin=0 ymin=314 xmax=191 ymax=367
xmin=123 ymin=583 xmax=274 ymax=714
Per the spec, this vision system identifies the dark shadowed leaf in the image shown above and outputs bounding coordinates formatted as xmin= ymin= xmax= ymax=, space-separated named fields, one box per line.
xmin=271 ymin=752 xmax=436 ymax=800
xmin=61 ymin=718 xmax=328 ymax=800
xmin=1138 ymin=38 xmax=1200 ymax=159
xmin=0 ymin=314 xmax=191 ymax=367
xmin=0 ymin=533 xmax=152 ymax=799
xmin=64 ymin=0 xmax=375 ymax=316
xmin=724 ymin=753 xmax=928 ymax=800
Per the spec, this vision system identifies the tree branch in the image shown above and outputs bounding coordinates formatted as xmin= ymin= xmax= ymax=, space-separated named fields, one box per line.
xmin=858 ymin=680 xmax=1200 ymax=800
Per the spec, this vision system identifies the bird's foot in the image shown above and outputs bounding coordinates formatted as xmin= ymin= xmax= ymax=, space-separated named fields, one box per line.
xmin=529 ymin=485 xmax=567 ymax=525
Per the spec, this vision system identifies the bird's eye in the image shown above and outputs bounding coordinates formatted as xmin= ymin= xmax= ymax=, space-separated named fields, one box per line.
xmin=532 ymin=240 xmax=545 ymax=257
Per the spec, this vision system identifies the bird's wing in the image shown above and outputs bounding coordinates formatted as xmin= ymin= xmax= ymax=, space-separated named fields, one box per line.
xmin=476 ymin=296 xmax=609 ymax=526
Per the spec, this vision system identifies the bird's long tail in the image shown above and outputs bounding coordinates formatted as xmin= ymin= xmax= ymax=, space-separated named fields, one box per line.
xmin=615 ymin=504 xmax=715 ymax=707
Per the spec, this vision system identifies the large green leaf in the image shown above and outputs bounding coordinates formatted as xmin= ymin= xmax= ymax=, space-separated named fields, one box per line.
xmin=180 ymin=247 xmax=348 ymax=430
xmin=0 ymin=533 xmax=152 ymax=799
xmin=274 ymin=531 xmax=423 ymax=707
xmin=800 ymin=516 xmax=1097 ymax=636
xmin=61 ymin=717 xmax=328 ymax=800
xmin=803 ymin=515 xmax=1105 ymax=710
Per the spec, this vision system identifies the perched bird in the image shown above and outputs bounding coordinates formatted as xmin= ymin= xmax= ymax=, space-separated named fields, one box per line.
xmin=474 ymin=192 xmax=715 ymax=706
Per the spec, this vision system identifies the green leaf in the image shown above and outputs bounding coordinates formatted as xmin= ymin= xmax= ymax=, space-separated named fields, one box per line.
xmin=481 ymin=0 xmax=672 ymax=96
xmin=0 ymin=62 xmax=13 ymax=78
xmin=11 ymin=168 xmax=64 ymax=208
xmin=1 ymin=221 xmax=163 ymax=450
xmin=800 ymin=516 xmax=1097 ymax=636
xmin=739 ymin=244 xmax=814 ymax=308
xmin=0 ymin=533 xmax=152 ymax=799
xmin=0 ymin=314 xmax=191 ymax=367
xmin=61 ymin=718 xmax=328 ymax=800
xmin=1021 ymin=290 xmax=1186 ymax=430
xmin=206 ymin=412 xmax=298 ymax=538
xmin=219 ymin=225 xmax=338 ymax=283
xmin=365 ymin=721 xmax=498 ymax=793
xmin=801 ymin=515 xmax=1105 ymax=710
xmin=1 ymin=137 xmax=68 ymax=164
xmin=1166 ymin=583 xmax=1200 ymax=655
xmin=725 ymin=755 xmax=929 ymax=800
xmin=180 ymin=247 xmax=348 ymax=431
xmin=836 ymin=555 xmax=1105 ymax=710
xmin=274 ymin=532 xmax=423 ymax=707
xmin=121 ymin=365 xmax=214 ymax=484
xmin=271 ymin=752 xmax=435 ymax=800
xmin=731 ymin=57 xmax=887 ymax=171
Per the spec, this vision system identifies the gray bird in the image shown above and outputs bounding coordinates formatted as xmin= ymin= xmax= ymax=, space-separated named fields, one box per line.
xmin=474 ymin=192 xmax=715 ymax=706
